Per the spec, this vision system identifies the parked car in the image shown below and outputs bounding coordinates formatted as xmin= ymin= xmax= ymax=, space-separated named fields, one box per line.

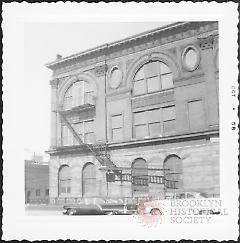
xmin=63 ymin=198 xmax=138 ymax=215
xmin=138 ymin=192 xmax=221 ymax=216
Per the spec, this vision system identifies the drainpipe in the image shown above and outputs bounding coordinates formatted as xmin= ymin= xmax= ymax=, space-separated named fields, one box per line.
xmin=103 ymin=44 xmax=109 ymax=197
xmin=104 ymin=44 xmax=108 ymax=145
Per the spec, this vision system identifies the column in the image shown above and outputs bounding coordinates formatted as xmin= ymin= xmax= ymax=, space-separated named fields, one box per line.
xmin=50 ymin=79 xmax=59 ymax=148
xmin=198 ymin=35 xmax=219 ymax=127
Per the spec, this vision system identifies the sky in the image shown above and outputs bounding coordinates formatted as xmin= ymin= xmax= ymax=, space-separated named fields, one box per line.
xmin=23 ymin=22 xmax=172 ymax=160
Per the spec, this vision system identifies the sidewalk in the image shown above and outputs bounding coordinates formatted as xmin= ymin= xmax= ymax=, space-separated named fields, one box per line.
xmin=25 ymin=204 xmax=63 ymax=211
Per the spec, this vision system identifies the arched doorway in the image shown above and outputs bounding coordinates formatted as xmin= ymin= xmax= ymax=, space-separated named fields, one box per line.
xmin=58 ymin=165 xmax=71 ymax=197
xmin=163 ymin=155 xmax=183 ymax=192
xmin=131 ymin=158 xmax=149 ymax=197
xmin=82 ymin=163 xmax=96 ymax=197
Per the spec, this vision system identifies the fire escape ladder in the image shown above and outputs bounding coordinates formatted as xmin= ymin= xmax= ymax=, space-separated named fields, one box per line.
xmin=58 ymin=110 xmax=117 ymax=169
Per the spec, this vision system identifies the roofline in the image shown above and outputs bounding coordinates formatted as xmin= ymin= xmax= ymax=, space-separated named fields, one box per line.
xmin=45 ymin=21 xmax=188 ymax=69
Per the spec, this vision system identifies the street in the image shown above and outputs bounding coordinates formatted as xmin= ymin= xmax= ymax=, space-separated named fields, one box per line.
xmin=25 ymin=205 xmax=137 ymax=217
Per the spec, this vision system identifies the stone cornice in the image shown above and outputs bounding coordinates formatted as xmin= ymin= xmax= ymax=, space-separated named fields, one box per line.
xmin=92 ymin=64 xmax=108 ymax=77
xmin=46 ymin=129 xmax=219 ymax=156
xmin=197 ymin=35 xmax=216 ymax=50
xmin=49 ymin=78 xmax=59 ymax=88
xmin=46 ymin=22 xmax=218 ymax=74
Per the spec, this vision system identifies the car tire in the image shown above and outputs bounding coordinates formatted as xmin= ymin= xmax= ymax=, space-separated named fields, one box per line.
xmin=150 ymin=208 xmax=162 ymax=215
xmin=67 ymin=209 xmax=76 ymax=215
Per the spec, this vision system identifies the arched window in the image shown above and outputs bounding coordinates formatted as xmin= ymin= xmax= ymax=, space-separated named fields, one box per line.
xmin=82 ymin=163 xmax=96 ymax=197
xmin=131 ymin=158 xmax=149 ymax=196
xmin=133 ymin=61 xmax=173 ymax=96
xmin=58 ymin=165 xmax=71 ymax=196
xmin=163 ymin=155 xmax=183 ymax=191
xmin=63 ymin=80 xmax=94 ymax=110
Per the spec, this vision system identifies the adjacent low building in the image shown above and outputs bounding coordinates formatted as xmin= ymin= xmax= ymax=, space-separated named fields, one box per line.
xmin=25 ymin=160 xmax=49 ymax=204
xmin=46 ymin=21 xmax=219 ymax=204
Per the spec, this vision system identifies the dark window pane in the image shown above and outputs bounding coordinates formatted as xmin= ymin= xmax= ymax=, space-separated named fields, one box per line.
xmin=164 ymin=156 xmax=183 ymax=190
xmin=83 ymin=163 xmax=96 ymax=197
xmin=36 ymin=189 xmax=40 ymax=196
xmin=132 ymin=158 xmax=149 ymax=196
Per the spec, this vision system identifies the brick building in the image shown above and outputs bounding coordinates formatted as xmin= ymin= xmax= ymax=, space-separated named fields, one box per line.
xmin=46 ymin=22 xmax=219 ymax=204
xmin=25 ymin=160 xmax=49 ymax=204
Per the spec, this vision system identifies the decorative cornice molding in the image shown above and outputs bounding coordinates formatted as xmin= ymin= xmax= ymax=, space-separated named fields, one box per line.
xmin=93 ymin=64 xmax=108 ymax=77
xmin=197 ymin=35 xmax=215 ymax=50
xmin=49 ymin=78 xmax=59 ymax=88
xmin=47 ymin=22 xmax=218 ymax=75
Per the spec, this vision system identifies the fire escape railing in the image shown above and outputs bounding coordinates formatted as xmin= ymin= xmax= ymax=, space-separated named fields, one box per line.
xmin=58 ymin=110 xmax=117 ymax=169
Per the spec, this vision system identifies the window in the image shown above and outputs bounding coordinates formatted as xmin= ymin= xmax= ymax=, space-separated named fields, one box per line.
xmin=111 ymin=114 xmax=123 ymax=142
xmin=63 ymin=87 xmax=73 ymax=110
xmin=84 ymin=120 xmax=95 ymax=144
xmin=133 ymin=61 xmax=173 ymax=96
xmin=63 ymin=81 xmax=94 ymax=110
xmin=59 ymin=165 xmax=71 ymax=196
xmin=45 ymin=189 xmax=49 ymax=196
xmin=133 ymin=106 xmax=176 ymax=139
xmin=164 ymin=155 xmax=183 ymax=191
xmin=188 ymin=100 xmax=205 ymax=130
xmin=182 ymin=46 xmax=200 ymax=71
xmin=82 ymin=163 xmax=96 ymax=197
xmin=62 ymin=125 xmax=74 ymax=146
xmin=132 ymin=158 xmax=149 ymax=196
xmin=36 ymin=189 xmax=40 ymax=197
xmin=163 ymin=106 xmax=176 ymax=135
xmin=62 ymin=120 xmax=95 ymax=146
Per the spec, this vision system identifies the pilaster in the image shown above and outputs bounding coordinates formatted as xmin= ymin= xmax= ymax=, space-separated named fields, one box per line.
xmin=49 ymin=78 xmax=59 ymax=148
xmin=198 ymin=35 xmax=219 ymax=127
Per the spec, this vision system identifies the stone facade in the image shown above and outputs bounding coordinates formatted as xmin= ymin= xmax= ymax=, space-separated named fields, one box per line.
xmin=46 ymin=21 xmax=219 ymax=203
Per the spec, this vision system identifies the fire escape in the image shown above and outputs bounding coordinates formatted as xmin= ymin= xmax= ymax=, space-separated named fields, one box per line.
xmin=58 ymin=107 xmax=178 ymax=190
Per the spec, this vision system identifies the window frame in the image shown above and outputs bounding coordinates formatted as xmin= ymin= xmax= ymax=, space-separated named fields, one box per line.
xmin=58 ymin=165 xmax=71 ymax=197
xmin=133 ymin=61 xmax=173 ymax=96
xmin=36 ymin=189 xmax=41 ymax=197
xmin=61 ymin=119 xmax=95 ymax=146
xmin=133 ymin=105 xmax=176 ymax=139
xmin=63 ymin=80 xmax=94 ymax=110
xmin=187 ymin=98 xmax=206 ymax=131
xmin=111 ymin=113 xmax=124 ymax=142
